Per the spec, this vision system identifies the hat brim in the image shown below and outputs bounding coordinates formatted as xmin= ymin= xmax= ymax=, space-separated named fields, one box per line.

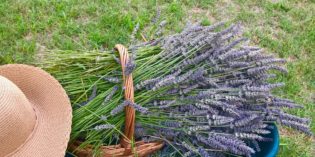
xmin=0 ymin=64 xmax=72 ymax=157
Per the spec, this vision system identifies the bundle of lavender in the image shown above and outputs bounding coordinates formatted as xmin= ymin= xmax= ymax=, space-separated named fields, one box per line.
xmin=40 ymin=22 xmax=312 ymax=157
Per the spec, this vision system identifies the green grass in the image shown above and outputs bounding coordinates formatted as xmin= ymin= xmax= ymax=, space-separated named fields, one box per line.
xmin=0 ymin=0 xmax=314 ymax=156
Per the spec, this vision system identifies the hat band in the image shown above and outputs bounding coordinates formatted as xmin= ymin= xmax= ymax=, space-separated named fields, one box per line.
xmin=5 ymin=104 xmax=39 ymax=157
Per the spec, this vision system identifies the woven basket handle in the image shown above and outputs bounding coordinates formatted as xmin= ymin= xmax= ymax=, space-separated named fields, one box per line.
xmin=115 ymin=44 xmax=136 ymax=149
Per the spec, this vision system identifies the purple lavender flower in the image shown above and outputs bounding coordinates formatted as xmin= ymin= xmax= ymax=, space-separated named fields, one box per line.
xmin=135 ymin=125 xmax=145 ymax=138
xmin=110 ymin=101 xmax=129 ymax=116
xmin=130 ymin=22 xmax=140 ymax=43
xmin=130 ymin=102 xmax=149 ymax=114
xmin=189 ymin=68 xmax=206 ymax=81
xmin=179 ymin=53 xmax=210 ymax=68
xmin=195 ymin=134 xmax=227 ymax=151
xmin=216 ymin=24 xmax=239 ymax=37
xmin=256 ymin=58 xmax=286 ymax=65
xmin=88 ymin=85 xmax=97 ymax=101
xmin=253 ymin=129 xmax=271 ymax=134
xmin=228 ymin=61 xmax=251 ymax=68
xmin=242 ymin=85 xmax=270 ymax=92
xmin=94 ymin=124 xmax=115 ymax=130
xmin=163 ymin=121 xmax=182 ymax=128
xmin=180 ymin=84 xmax=199 ymax=95
xmin=218 ymin=49 xmax=248 ymax=61
xmin=153 ymin=100 xmax=176 ymax=106
xmin=269 ymin=65 xmax=288 ymax=74
xmin=155 ymin=20 xmax=167 ymax=37
xmin=198 ymin=147 xmax=210 ymax=157
xmin=124 ymin=58 xmax=136 ymax=75
xmin=272 ymin=97 xmax=294 ymax=103
xmin=182 ymin=151 xmax=194 ymax=157
xmin=234 ymin=132 xmax=265 ymax=141
xmin=247 ymin=66 xmax=269 ymax=76
xmin=241 ymin=91 xmax=268 ymax=99
xmin=189 ymin=110 xmax=208 ymax=116
xmin=280 ymin=119 xmax=312 ymax=136
xmin=220 ymin=38 xmax=248 ymax=53
xmin=151 ymin=7 xmax=161 ymax=24
xmin=159 ymin=20 xmax=167 ymax=27
xmin=234 ymin=115 xmax=258 ymax=127
xmin=103 ymin=85 xmax=119 ymax=104
xmin=158 ymin=128 xmax=180 ymax=138
xmin=272 ymin=110 xmax=310 ymax=124
xmin=213 ymin=134 xmax=255 ymax=155
xmin=209 ymin=118 xmax=234 ymax=126
xmin=103 ymin=76 xmax=120 ymax=83
xmin=252 ymin=140 xmax=261 ymax=152
xmin=135 ymin=77 xmax=160 ymax=90
xmin=234 ymin=123 xmax=268 ymax=132
xmin=181 ymin=141 xmax=197 ymax=152
xmin=226 ymin=79 xmax=251 ymax=86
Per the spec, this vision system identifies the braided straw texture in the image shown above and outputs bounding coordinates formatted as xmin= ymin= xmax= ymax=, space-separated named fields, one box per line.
xmin=70 ymin=45 xmax=163 ymax=157
xmin=0 ymin=64 xmax=72 ymax=157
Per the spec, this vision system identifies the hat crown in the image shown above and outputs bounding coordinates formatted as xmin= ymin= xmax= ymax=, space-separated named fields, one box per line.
xmin=0 ymin=76 xmax=37 ymax=155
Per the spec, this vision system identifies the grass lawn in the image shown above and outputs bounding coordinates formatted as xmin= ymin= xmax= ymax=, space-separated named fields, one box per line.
xmin=0 ymin=0 xmax=314 ymax=156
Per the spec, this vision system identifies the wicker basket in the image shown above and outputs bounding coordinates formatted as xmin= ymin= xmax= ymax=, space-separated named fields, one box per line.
xmin=69 ymin=44 xmax=164 ymax=157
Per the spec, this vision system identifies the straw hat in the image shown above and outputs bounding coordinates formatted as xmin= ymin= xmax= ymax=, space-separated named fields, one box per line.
xmin=0 ymin=64 xmax=72 ymax=157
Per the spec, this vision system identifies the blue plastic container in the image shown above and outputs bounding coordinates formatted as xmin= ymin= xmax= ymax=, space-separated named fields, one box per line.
xmin=251 ymin=123 xmax=279 ymax=157
xmin=65 ymin=124 xmax=279 ymax=157
xmin=65 ymin=152 xmax=74 ymax=157
xmin=65 ymin=152 xmax=75 ymax=157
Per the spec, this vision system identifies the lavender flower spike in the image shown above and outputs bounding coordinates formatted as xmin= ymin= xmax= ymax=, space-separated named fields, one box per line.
xmin=103 ymin=85 xmax=119 ymax=104
xmin=124 ymin=58 xmax=136 ymax=75
xmin=103 ymin=76 xmax=120 ymax=83
xmin=110 ymin=101 xmax=129 ymax=116
xmin=88 ymin=85 xmax=97 ymax=101
xmin=113 ymin=100 xmax=149 ymax=114
xmin=94 ymin=124 xmax=115 ymax=130
xmin=198 ymin=147 xmax=210 ymax=157
xmin=130 ymin=102 xmax=149 ymax=114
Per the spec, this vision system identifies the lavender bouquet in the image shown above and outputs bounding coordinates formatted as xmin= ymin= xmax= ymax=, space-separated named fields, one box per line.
xmin=40 ymin=22 xmax=312 ymax=157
